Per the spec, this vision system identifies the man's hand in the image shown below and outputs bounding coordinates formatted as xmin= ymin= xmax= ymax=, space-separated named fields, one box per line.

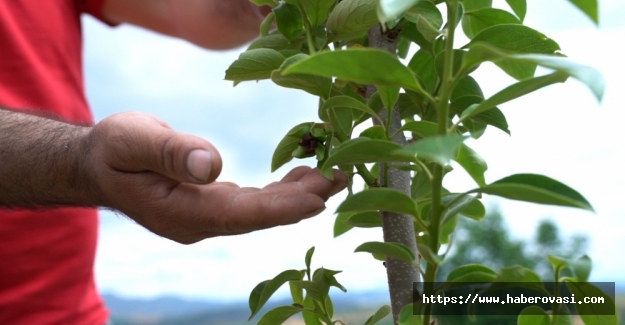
xmin=102 ymin=0 xmax=272 ymax=49
xmin=87 ymin=112 xmax=347 ymax=244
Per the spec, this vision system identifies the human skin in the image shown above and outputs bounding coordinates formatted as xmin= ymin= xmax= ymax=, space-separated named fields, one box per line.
xmin=0 ymin=109 xmax=347 ymax=244
xmin=102 ymin=0 xmax=274 ymax=49
xmin=0 ymin=0 xmax=347 ymax=243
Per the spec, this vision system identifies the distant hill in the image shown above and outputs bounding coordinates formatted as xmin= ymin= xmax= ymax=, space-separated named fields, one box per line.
xmin=103 ymin=290 xmax=390 ymax=325
xmin=104 ymin=286 xmax=625 ymax=325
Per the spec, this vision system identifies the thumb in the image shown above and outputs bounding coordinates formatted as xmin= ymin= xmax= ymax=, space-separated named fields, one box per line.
xmin=150 ymin=130 xmax=223 ymax=184
xmin=100 ymin=113 xmax=223 ymax=184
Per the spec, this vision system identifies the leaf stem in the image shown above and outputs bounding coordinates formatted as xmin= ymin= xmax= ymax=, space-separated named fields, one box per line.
xmin=356 ymin=164 xmax=377 ymax=186
xmin=414 ymin=160 xmax=434 ymax=181
xmin=298 ymin=4 xmax=317 ymax=55
xmin=412 ymin=261 xmax=426 ymax=277
xmin=333 ymin=132 xmax=377 ymax=186
xmin=424 ymin=1 xmax=460 ymax=324
xmin=442 ymin=190 xmax=478 ymax=212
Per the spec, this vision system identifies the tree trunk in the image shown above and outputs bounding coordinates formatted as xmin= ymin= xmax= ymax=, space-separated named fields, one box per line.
xmin=366 ymin=25 xmax=421 ymax=324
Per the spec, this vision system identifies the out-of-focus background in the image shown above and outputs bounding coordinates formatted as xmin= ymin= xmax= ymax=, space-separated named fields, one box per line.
xmin=84 ymin=0 xmax=625 ymax=324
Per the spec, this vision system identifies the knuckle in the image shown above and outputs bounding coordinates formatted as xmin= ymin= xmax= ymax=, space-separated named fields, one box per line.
xmin=159 ymin=132 xmax=179 ymax=176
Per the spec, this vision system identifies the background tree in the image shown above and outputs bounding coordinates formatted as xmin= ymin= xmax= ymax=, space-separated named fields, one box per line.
xmin=438 ymin=208 xmax=589 ymax=281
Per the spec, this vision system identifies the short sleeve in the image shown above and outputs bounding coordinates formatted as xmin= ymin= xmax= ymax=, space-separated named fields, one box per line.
xmin=81 ymin=0 xmax=119 ymax=26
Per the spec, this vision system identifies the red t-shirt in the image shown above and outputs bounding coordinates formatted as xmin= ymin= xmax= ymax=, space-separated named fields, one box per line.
xmin=0 ymin=1 xmax=110 ymax=324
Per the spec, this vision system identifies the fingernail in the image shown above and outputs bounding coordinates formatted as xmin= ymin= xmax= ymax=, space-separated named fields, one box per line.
xmin=187 ymin=150 xmax=212 ymax=182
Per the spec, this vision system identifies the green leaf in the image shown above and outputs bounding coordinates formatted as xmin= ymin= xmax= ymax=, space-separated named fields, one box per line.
xmin=570 ymin=255 xmax=592 ymax=282
xmin=271 ymin=123 xmax=311 ymax=172
xmin=451 ymin=76 xmax=484 ymax=100
xmin=355 ymin=241 xmax=415 ymax=262
xmin=461 ymin=0 xmax=492 ymax=11
xmin=323 ymin=96 xmax=383 ymax=124
xmin=467 ymin=25 xmax=561 ymax=80
xmin=447 ymin=264 xmax=497 ymax=282
xmin=333 ymin=212 xmax=355 ymax=237
xmin=248 ymin=33 xmax=291 ymax=51
xmin=399 ymin=98 xmax=423 ymax=122
xmin=304 ymin=268 xmax=344 ymax=311
xmin=439 ymin=214 xmax=458 ymax=245
xmin=290 ymin=282 xmax=304 ymax=304
xmin=272 ymin=54 xmax=333 ymax=99
xmin=451 ymin=95 xmax=510 ymax=134
xmin=517 ymin=306 xmax=550 ymax=325
xmin=311 ymin=268 xmax=331 ymax=300
xmin=460 ymin=72 xmax=569 ymax=121
xmin=553 ymin=306 xmax=574 ymax=325
xmin=435 ymin=50 xmax=466 ymax=79
xmin=376 ymin=0 xmax=419 ymax=22
xmin=324 ymin=295 xmax=334 ymax=318
xmin=283 ymin=48 xmax=427 ymax=95
xmin=377 ymin=85 xmax=400 ymax=110
xmin=460 ymin=197 xmax=485 ymax=220
xmin=364 ymin=305 xmax=392 ymax=325
xmin=249 ymin=280 xmax=269 ymax=318
xmin=272 ymin=70 xmax=333 ymax=98
xmin=300 ymin=0 xmax=337 ymax=27
xmin=405 ymin=1 xmax=443 ymax=28
xmin=397 ymin=121 xmax=438 ymax=138
xmin=397 ymin=37 xmax=411 ymax=59
xmin=565 ymin=280 xmax=617 ymax=325
xmin=455 ymin=144 xmax=488 ymax=186
xmin=329 ymin=106 xmax=353 ymax=138
xmin=367 ymin=91 xmax=385 ymax=114
xmin=326 ymin=0 xmax=379 ymax=41
xmin=292 ymin=280 xmax=325 ymax=302
xmin=260 ymin=12 xmax=276 ymax=37
xmin=324 ymin=269 xmax=347 ymax=293
xmin=250 ymin=0 xmax=277 ymax=6
xmin=360 ymin=125 xmax=388 ymax=140
xmin=225 ymin=49 xmax=286 ymax=82
xmin=505 ymin=0 xmax=526 ymax=21
xmin=345 ymin=211 xmax=382 ymax=228
xmin=395 ymin=135 xmax=467 ymax=166
xmin=462 ymin=8 xmax=521 ymax=39
xmin=442 ymin=194 xmax=486 ymax=222
xmin=464 ymin=43 xmax=605 ymax=100
xmin=416 ymin=243 xmax=440 ymax=265
xmin=258 ymin=305 xmax=303 ymax=325
xmin=302 ymin=294 xmax=323 ymax=325
xmin=463 ymin=119 xmax=487 ymax=139
xmin=249 ymin=270 xmax=305 ymax=320
xmin=411 ymin=171 xmax=432 ymax=199
xmin=487 ymin=266 xmax=548 ymax=295
xmin=476 ymin=173 xmax=594 ymax=211
xmin=337 ymin=188 xmax=419 ymax=218
xmin=322 ymin=138 xmax=411 ymax=173
xmin=469 ymin=24 xmax=560 ymax=54
xmin=416 ymin=14 xmax=442 ymax=43
xmin=401 ymin=23 xmax=433 ymax=54
xmin=549 ymin=255 xmax=592 ymax=282
xmin=566 ymin=0 xmax=599 ymax=24
xmin=547 ymin=255 xmax=569 ymax=273
xmin=273 ymin=3 xmax=304 ymax=41
xmin=398 ymin=303 xmax=422 ymax=325
xmin=495 ymin=266 xmax=542 ymax=283
xmin=305 ymin=246 xmax=315 ymax=279
xmin=408 ymin=50 xmax=437 ymax=93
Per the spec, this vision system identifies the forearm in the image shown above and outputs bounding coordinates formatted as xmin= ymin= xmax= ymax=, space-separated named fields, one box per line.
xmin=0 ymin=108 xmax=95 ymax=207
xmin=167 ymin=0 xmax=266 ymax=49
xmin=103 ymin=0 xmax=267 ymax=50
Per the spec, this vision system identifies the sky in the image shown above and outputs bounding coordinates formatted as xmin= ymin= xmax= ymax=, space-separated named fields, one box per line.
xmin=83 ymin=0 xmax=625 ymax=301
